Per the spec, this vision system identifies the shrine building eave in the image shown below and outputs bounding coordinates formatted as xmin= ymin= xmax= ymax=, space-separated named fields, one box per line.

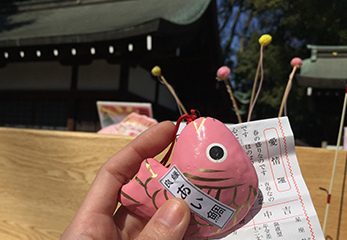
xmin=297 ymin=45 xmax=347 ymax=89
xmin=0 ymin=0 xmax=211 ymax=47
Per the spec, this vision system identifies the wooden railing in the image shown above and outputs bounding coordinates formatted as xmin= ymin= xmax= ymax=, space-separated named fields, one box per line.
xmin=0 ymin=127 xmax=345 ymax=239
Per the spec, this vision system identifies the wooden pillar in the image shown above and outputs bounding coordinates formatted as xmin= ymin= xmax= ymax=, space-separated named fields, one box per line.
xmin=67 ymin=64 xmax=78 ymax=131
xmin=119 ymin=64 xmax=129 ymax=94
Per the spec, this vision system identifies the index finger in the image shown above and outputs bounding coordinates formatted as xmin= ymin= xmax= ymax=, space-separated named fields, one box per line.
xmin=79 ymin=120 xmax=175 ymax=215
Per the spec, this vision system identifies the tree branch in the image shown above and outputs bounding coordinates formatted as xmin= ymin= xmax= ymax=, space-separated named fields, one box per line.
xmin=239 ymin=9 xmax=254 ymax=52
xmin=223 ymin=0 xmax=244 ymax=57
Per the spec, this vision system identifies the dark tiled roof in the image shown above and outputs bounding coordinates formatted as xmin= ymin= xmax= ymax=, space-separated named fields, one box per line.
xmin=0 ymin=0 xmax=211 ymax=47
xmin=297 ymin=45 xmax=347 ymax=89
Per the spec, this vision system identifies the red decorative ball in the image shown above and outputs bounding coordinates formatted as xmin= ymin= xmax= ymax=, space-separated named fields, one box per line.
xmin=290 ymin=58 xmax=303 ymax=68
xmin=216 ymin=66 xmax=231 ymax=81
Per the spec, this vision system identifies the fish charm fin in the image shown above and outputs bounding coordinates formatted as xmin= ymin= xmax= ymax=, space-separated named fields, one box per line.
xmin=120 ymin=158 xmax=169 ymax=219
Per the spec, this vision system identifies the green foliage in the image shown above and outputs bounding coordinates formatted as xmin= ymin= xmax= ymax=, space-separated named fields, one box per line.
xmin=279 ymin=0 xmax=347 ymax=45
xmin=217 ymin=0 xmax=347 ymax=146
xmin=246 ymin=0 xmax=282 ymax=12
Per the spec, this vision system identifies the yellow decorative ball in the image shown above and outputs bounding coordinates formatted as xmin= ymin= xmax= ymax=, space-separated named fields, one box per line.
xmin=258 ymin=34 xmax=272 ymax=46
xmin=151 ymin=66 xmax=161 ymax=76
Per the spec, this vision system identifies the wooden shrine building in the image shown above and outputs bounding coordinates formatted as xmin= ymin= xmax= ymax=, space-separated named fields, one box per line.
xmin=297 ymin=45 xmax=347 ymax=89
xmin=0 ymin=0 xmax=222 ymax=131
xmin=296 ymin=45 xmax=347 ymax=146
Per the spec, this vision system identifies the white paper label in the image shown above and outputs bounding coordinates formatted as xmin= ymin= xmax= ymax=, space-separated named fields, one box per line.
xmin=174 ymin=117 xmax=325 ymax=240
xmin=159 ymin=165 xmax=236 ymax=229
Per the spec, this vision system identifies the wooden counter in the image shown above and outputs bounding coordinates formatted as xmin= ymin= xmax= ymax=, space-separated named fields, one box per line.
xmin=0 ymin=127 xmax=345 ymax=239
xmin=296 ymin=147 xmax=347 ymax=240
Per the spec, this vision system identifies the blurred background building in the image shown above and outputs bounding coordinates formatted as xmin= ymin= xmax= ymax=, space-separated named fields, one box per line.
xmin=0 ymin=0 xmax=222 ymax=131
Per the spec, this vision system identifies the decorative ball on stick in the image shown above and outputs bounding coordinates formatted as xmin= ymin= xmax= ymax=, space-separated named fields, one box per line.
xmin=248 ymin=34 xmax=272 ymax=122
xmin=278 ymin=57 xmax=302 ymax=117
xmin=151 ymin=65 xmax=161 ymax=77
xmin=258 ymin=34 xmax=272 ymax=46
xmin=290 ymin=57 xmax=303 ymax=68
xmin=216 ymin=66 xmax=231 ymax=81
xmin=216 ymin=66 xmax=242 ymax=123
xmin=151 ymin=65 xmax=188 ymax=115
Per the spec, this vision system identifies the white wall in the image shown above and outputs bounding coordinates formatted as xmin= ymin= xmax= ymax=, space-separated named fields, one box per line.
xmin=0 ymin=62 xmax=71 ymax=90
xmin=0 ymin=60 xmax=121 ymax=91
xmin=78 ymin=60 xmax=120 ymax=90
xmin=128 ymin=66 xmax=176 ymax=111
xmin=0 ymin=61 xmax=177 ymax=111
xmin=128 ymin=66 xmax=156 ymax=101
xmin=157 ymin=83 xmax=177 ymax=111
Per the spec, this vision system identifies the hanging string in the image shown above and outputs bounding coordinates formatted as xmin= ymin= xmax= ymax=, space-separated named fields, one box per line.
xmin=247 ymin=45 xmax=264 ymax=122
xmin=216 ymin=66 xmax=242 ymax=123
xmin=160 ymin=109 xmax=197 ymax=166
xmin=247 ymin=34 xmax=272 ymax=122
xmin=278 ymin=58 xmax=302 ymax=117
xmin=249 ymin=48 xmax=262 ymax=116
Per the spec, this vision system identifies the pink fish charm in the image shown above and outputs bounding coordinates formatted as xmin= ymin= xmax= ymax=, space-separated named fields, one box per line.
xmin=120 ymin=115 xmax=258 ymax=238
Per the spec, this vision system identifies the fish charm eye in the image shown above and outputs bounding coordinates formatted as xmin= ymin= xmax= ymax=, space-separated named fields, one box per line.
xmin=206 ymin=143 xmax=228 ymax=163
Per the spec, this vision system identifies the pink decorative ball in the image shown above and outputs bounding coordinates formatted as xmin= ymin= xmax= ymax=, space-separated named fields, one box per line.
xmin=216 ymin=66 xmax=231 ymax=81
xmin=290 ymin=58 xmax=302 ymax=68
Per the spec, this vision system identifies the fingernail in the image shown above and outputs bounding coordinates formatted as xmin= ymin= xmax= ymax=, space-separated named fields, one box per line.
xmin=157 ymin=198 xmax=186 ymax=227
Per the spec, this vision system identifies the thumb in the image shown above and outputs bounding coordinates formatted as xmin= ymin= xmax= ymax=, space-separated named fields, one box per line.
xmin=137 ymin=198 xmax=191 ymax=240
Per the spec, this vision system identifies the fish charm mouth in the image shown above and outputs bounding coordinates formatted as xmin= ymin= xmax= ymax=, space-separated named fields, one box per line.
xmin=183 ymin=172 xmax=232 ymax=182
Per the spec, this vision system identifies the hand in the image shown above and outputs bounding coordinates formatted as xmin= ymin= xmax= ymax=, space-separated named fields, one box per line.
xmin=61 ymin=121 xmax=190 ymax=240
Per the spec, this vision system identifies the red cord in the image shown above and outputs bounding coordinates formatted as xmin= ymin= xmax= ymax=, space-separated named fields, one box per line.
xmin=327 ymin=194 xmax=331 ymax=204
xmin=160 ymin=110 xmax=197 ymax=166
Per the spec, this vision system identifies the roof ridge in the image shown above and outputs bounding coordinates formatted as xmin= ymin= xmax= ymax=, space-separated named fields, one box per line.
xmin=0 ymin=0 xmax=127 ymax=13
